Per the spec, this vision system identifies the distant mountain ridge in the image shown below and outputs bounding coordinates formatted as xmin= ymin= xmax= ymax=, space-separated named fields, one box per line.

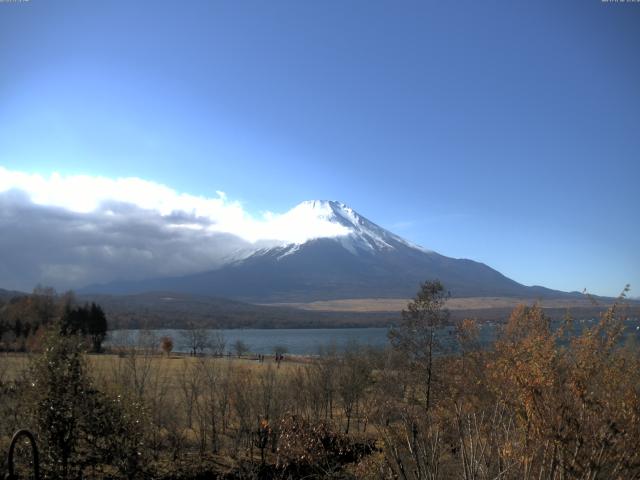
xmin=82 ymin=200 xmax=580 ymax=302
xmin=0 ymin=288 xmax=26 ymax=301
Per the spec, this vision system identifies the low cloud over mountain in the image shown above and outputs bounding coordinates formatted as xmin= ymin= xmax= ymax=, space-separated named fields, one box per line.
xmin=0 ymin=188 xmax=254 ymax=291
xmin=0 ymin=168 xmax=580 ymax=300
xmin=0 ymin=168 xmax=381 ymax=292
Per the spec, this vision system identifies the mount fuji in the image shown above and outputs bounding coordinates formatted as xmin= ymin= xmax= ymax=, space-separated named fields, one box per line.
xmin=82 ymin=200 xmax=572 ymax=302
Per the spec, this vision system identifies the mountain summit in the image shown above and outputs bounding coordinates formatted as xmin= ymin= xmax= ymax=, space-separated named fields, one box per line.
xmin=82 ymin=200 xmax=572 ymax=302
xmin=260 ymin=200 xmax=427 ymax=258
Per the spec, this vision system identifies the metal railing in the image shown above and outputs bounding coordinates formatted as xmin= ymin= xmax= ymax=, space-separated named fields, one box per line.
xmin=4 ymin=429 xmax=39 ymax=480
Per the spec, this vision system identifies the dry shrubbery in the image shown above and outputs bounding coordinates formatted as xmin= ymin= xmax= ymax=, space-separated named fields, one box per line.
xmin=371 ymin=283 xmax=640 ymax=480
xmin=1 ymin=283 xmax=639 ymax=479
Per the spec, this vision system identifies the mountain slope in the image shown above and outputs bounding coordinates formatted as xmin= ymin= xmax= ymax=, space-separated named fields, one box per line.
xmin=82 ymin=200 xmax=576 ymax=302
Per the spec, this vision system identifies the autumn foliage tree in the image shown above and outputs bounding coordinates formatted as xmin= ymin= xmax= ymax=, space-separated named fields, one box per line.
xmin=379 ymin=283 xmax=640 ymax=480
xmin=484 ymin=295 xmax=640 ymax=479
xmin=160 ymin=336 xmax=174 ymax=356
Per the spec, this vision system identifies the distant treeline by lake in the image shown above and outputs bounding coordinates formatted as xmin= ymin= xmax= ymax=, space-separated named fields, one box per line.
xmin=81 ymin=291 xmax=640 ymax=330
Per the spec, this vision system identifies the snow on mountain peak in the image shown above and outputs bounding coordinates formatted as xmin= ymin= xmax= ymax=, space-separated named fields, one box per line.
xmin=228 ymin=199 xmax=429 ymax=261
xmin=267 ymin=200 xmax=428 ymax=255
xmin=267 ymin=200 xmax=352 ymax=244
xmin=289 ymin=200 xmax=359 ymax=227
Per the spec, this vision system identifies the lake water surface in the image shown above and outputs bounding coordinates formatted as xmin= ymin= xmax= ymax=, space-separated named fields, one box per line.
xmin=108 ymin=327 xmax=394 ymax=355
xmin=106 ymin=318 xmax=640 ymax=355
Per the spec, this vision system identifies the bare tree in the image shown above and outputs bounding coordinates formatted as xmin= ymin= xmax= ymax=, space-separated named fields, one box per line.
xmin=230 ymin=367 xmax=256 ymax=456
xmin=311 ymin=344 xmax=338 ymax=421
xmin=210 ymin=329 xmax=226 ymax=356
xmin=177 ymin=358 xmax=202 ymax=429
xmin=388 ymin=280 xmax=449 ymax=412
xmin=195 ymin=356 xmax=229 ymax=453
xmin=180 ymin=324 xmax=213 ymax=356
xmin=336 ymin=343 xmax=372 ymax=434
xmin=109 ymin=329 xmax=158 ymax=399
xmin=233 ymin=339 xmax=249 ymax=357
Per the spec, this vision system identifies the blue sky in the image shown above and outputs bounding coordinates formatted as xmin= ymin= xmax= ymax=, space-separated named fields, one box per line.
xmin=0 ymin=0 xmax=638 ymax=296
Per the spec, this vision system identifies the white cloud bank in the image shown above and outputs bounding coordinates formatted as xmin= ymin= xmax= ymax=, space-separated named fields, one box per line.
xmin=0 ymin=167 xmax=350 ymax=291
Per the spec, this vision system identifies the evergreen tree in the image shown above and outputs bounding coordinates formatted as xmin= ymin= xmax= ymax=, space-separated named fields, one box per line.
xmin=88 ymin=303 xmax=108 ymax=353
xmin=30 ymin=324 xmax=143 ymax=479
xmin=60 ymin=302 xmax=108 ymax=352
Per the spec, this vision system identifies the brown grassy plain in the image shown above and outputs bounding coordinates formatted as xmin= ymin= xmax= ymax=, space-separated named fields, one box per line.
xmin=263 ymin=296 xmax=620 ymax=312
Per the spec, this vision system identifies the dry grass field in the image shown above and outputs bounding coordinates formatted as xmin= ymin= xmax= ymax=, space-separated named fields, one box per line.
xmin=264 ymin=295 xmax=614 ymax=312
xmin=0 ymin=351 xmax=307 ymax=383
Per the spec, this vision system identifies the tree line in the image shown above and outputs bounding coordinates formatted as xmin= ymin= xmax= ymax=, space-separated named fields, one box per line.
xmin=0 ymin=287 xmax=108 ymax=353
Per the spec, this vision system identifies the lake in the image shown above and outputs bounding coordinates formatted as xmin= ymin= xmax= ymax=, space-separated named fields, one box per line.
xmin=107 ymin=327 xmax=395 ymax=355
xmin=105 ymin=317 xmax=640 ymax=355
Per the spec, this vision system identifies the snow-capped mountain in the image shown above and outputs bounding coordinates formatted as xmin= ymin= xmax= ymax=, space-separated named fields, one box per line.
xmin=266 ymin=200 xmax=427 ymax=257
xmin=82 ymin=200 xmax=572 ymax=302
